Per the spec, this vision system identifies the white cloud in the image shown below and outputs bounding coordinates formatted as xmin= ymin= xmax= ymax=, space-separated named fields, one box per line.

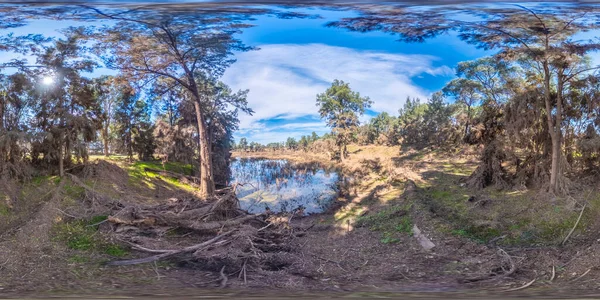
xmin=223 ymin=43 xmax=452 ymax=143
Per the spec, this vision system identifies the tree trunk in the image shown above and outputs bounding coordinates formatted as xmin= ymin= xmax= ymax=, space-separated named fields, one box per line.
xmin=464 ymin=105 xmax=471 ymax=142
xmin=59 ymin=135 xmax=64 ymax=178
xmin=339 ymin=143 xmax=345 ymax=162
xmin=102 ymin=126 xmax=110 ymax=157
xmin=193 ymin=100 xmax=215 ymax=198
xmin=0 ymin=95 xmax=4 ymax=132
xmin=127 ymin=128 xmax=133 ymax=162
xmin=543 ymin=62 xmax=563 ymax=193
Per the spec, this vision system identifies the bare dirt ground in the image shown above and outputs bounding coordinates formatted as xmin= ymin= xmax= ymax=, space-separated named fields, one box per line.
xmin=1 ymin=146 xmax=600 ymax=297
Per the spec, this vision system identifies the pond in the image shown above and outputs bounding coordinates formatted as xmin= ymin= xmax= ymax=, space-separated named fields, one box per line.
xmin=229 ymin=158 xmax=339 ymax=214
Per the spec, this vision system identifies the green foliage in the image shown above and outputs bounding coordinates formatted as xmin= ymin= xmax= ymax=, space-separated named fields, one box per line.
xmin=238 ymin=137 xmax=248 ymax=150
xmin=286 ymin=137 xmax=298 ymax=150
xmin=316 ymin=79 xmax=372 ymax=159
xmin=132 ymin=121 xmax=156 ymax=161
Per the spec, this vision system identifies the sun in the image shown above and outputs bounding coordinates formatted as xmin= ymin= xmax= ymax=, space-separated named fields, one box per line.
xmin=42 ymin=76 xmax=55 ymax=85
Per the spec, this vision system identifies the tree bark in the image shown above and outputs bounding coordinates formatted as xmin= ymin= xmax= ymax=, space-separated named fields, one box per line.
xmin=59 ymin=134 xmax=64 ymax=178
xmin=102 ymin=126 xmax=110 ymax=157
xmin=339 ymin=143 xmax=346 ymax=162
xmin=543 ymin=61 xmax=563 ymax=193
xmin=464 ymin=105 xmax=471 ymax=142
xmin=193 ymin=99 xmax=215 ymax=198
xmin=0 ymin=94 xmax=4 ymax=132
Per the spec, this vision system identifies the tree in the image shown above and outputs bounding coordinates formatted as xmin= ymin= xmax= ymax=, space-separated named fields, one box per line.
xmin=396 ymin=97 xmax=428 ymax=147
xmin=422 ymin=92 xmax=456 ymax=147
xmin=30 ymin=31 xmax=101 ymax=177
xmin=93 ymin=75 xmax=123 ymax=157
xmin=368 ymin=112 xmax=396 ymax=145
xmin=316 ymin=79 xmax=372 ymax=161
xmin=238 ymin=138 xmax=248 ymax=151
xmin=443 ymin=78 xmax=481 ymax=142
xmin=286 ymin=137 xmax=298 ymax=151
xmin=113 ymin=83 xmax=147 ymax=161
xmin=93 ymin=8 xmax=254 ymax=197
xmin=458 ymin=8 xmax=600 ymax=193
xmin=310 ymin=131 xmax=319 ymax=143
xmin=0 ymin=72 xmax=32 ymax=179
xmin=133 ymin=121 xmax=156 ymax=161
xmin=330 ymin=5 xmax=600 ymax=193
xmin=299 ymin=135 xmax=309 ymax=151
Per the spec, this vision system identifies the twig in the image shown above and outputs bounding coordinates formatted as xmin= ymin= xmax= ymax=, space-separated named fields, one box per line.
xmin=562 ymin=203 xmax=587 ymax=246
xmin=53 ymin=208 xmax=79 ymax=219
xmin=550 ymin=265 xmax=555 ymax=282
xmin=86 ymin=219 xmax=108 ymax=227
xmin=571 ymin=268 xmax=591 ymax=282
xmin=237 ymin=259 xmax=248 ymax=285
xmin=503 ymin=278 xmax=536 ymax=292
xmin=257 ymin=222 xmax=273 ymax=232
xmin=153 ymin=261 xmax=162 ymax=280
xmin=219 ymin=266 xmax=228 ymax=288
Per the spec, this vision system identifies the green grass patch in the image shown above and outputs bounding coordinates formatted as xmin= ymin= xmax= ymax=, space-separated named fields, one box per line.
xmin=52 ymin=215 xmax=129 ymax=257
xmin=126 ymin=160 xmax=196 ymax=192
xmin=0 ymin=203 xmax=11 ymax=216
xmin=131 ymin=160 xmax=194 ymax=176
xmin=357 ymin=204 xmax=413 ymax=244
xmin=104 ymin=244 xmax=128 ymax=257
xmin=68 ymin=254 xmax=90 ymax=264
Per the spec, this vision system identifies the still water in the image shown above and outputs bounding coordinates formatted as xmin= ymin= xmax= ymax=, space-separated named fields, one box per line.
xmin=229 ymin=158 xmax=339 ymax=214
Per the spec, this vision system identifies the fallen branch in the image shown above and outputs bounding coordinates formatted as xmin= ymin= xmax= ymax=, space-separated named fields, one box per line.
xmin=562 ymin=203 xmax=587 ymax=246
xmin=550 ymin=265 xmax=555 ymax=282
xmin=571 ymin=268 xmax=591 ymax=282
xmin=503 ymin=278 xmax=536 ymax=292
xmin=180 ymin=214 xmax=261 ymax=232
xmin=106 ymin=230 xmax=235 ymax=266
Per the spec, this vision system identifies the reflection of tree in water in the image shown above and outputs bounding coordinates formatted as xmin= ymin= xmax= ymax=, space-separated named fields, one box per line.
xmin=230 ymin=158 xmax=333 ymax=190
xmin=230 ymin=158 xmax=339 ymax=214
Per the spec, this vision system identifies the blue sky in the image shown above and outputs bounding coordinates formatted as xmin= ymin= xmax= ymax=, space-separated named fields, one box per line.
xmin=223 ymin=7 xmax=492 ymax=143
xmin=1 ymin=5 xmax=495 ymax=144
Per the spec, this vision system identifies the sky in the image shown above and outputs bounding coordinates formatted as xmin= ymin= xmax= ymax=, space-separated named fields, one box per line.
xmin=5 ymin=3 xmax=578 ymax=145
xmin=221 ymin=7 xmax=492 ymax=144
